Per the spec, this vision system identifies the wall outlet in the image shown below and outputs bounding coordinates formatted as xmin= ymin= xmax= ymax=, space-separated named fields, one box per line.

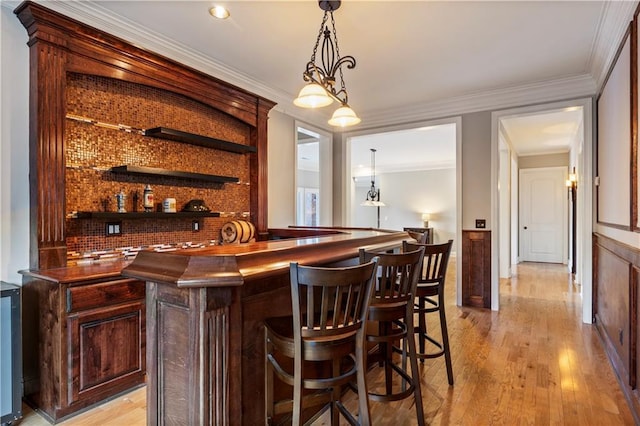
xmin=475 ymin=219 xmax=486 ymax=229
xmin=106 ymin=221 xmax=122 ymax=236
xmin=192 ymin=220 xmax=200 ymax=232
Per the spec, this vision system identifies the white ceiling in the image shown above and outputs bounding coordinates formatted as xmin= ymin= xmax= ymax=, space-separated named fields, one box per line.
xmin=501 ymin=107 xmax=584 ymax=156
xmin=16 ymin=0 xmax=637 ymax=165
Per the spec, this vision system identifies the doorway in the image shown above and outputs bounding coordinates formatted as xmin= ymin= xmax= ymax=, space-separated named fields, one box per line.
xmin=342 ymin=117 xmax=463 ymax=304
xmin=491 ymin=98 xmax=593 ymax=322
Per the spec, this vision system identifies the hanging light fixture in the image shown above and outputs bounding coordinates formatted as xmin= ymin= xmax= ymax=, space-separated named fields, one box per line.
xmin=294 ymin=0 xmax=361 ymax=127
xmin=361 ymin=148 xmax=385 ymax=207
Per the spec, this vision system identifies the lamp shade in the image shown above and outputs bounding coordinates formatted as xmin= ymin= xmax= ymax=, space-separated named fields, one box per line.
xmin=293 ymin=83 xmax=333 ymax=108
xmin=361 ymin=200 xmax=386 ymax=207
xmin=421 ymin=213 xmax=431 ymax=222
xmin=328 ymin=105 xmax=361 ymax=127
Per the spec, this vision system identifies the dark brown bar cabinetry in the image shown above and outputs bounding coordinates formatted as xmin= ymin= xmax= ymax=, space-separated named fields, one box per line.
xmin=21 ymin=263 xmax=145 ymax=423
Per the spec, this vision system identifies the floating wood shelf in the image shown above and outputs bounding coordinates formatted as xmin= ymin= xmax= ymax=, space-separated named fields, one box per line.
xmin=73 ymin=211 xmax=221 ymax=220
xmin=144 ymin=127 xmax=257 ymax=154
xmin=110 ymin=165 xmax=239 ymax=184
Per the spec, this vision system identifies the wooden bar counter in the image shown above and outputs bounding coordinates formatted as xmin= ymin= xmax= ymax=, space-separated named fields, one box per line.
xmin=121 ymin=228 xmax=408 ymax=425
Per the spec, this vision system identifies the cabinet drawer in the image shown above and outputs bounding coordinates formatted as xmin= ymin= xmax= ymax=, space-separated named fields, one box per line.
xmin=67 ymin=278 xmax=144 ymax=312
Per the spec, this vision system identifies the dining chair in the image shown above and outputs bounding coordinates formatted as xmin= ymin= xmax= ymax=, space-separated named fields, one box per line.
xmin=264 ymin=260 xmax=378 ymax=425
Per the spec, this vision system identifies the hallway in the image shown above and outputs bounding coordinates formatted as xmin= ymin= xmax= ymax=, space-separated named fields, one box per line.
xmin=18 ymin=263 xmax=635 ymax=425
xmin=342 ymin=261 xmax=634 ymax=424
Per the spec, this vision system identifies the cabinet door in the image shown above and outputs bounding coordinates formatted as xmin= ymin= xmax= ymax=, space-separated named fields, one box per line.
xmin=462 ymin=230 xmax=491 ymax=308
xmin=67 ymin=300 xmax=146 ymax=405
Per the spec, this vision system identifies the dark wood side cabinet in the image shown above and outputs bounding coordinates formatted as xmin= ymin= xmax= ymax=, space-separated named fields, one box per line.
xmin=403 ymin=227 xmax=434 ymax=244
xmin=461 ymin=230 xmax=491 ymax=308
xmin=21 ymin=263 xmax=145 ymax=423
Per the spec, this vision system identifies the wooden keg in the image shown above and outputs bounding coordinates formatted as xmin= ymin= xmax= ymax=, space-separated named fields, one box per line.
xmin=221 ymin=220 xmax=255 ymax=244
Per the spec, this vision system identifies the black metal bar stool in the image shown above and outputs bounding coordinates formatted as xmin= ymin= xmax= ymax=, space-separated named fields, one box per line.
xmin=358 ymin=247 xmax=426 ymax=426
xmin=264 ymin=260 xmax=378 ymax=425
xmin=403 ymin=239 xmax=454 ymax=385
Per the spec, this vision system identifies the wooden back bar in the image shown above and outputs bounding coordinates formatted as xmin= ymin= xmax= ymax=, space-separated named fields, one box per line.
xmin=15 ymin=1 xmax=276 ymax=270
xmin=121 ymin=228 xmax=409 ymax=425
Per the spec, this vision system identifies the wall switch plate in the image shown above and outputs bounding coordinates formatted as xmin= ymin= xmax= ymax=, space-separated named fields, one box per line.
xmin=106 ymin=221 xmax=122 ymax=236
xmin=475 ymin=219 xmax=486 ymax=229
xmin=192 ymin=220 xmax=200 ymax=232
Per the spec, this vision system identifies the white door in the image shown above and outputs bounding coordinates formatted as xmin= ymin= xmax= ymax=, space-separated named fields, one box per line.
xmin=519 ymin=167 xmax=567 ymax=263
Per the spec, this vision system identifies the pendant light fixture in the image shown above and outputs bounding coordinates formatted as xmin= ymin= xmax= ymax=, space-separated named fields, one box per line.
xmin=294 ymin=0 xmax=361 ymax=127
xmin=361 ymin=148 xmax=384 ymax=228
xmin=361 ymin=148 xmax=385 ymax=207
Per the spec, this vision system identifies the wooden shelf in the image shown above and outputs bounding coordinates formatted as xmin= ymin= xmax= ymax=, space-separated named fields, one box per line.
xmin=144 ymin=127 xmax=257 ymax=154
xmin=73 ymin=211 xmax=221 ymax=220
xmin=110 ymin=165 xmax=239 ymax=184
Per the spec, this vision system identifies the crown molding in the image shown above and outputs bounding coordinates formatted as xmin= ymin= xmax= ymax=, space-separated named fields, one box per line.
xmin=589 ymin=0 xmax=638 ymax=91
xmin=355 ymin=73 xmax=597 ymax=131
xmin=27 ymin=0 xmax=630 ymax=133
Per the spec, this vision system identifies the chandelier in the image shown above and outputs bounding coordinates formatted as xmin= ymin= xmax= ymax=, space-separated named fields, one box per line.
xmin=294 ymin=0 xmax=361 ymax=127
xmin=361 ymin=148 xmax=385 ymax=207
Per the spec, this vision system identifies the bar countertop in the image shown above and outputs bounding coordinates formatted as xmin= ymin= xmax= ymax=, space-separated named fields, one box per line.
xmin=121 ymin=228 xmax=409 ymax=288
xmin=19 ymin=259 xmax=131 ymax=285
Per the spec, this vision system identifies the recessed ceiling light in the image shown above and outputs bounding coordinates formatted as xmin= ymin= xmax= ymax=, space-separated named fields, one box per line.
xmin=209 ymin=5 xmax=230 ymax=20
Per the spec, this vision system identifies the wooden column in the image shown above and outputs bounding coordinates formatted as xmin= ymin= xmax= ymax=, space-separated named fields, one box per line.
xmin=19 ymin=4 xmax=69 ymax=269
xmin=251 ymin=98 xmax=272 ymax=238
xmin=146 ymin=281 xmax=232 ymax=425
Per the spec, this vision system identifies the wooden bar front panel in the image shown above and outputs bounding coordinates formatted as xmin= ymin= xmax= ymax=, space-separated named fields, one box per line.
xmin=124 ymin=229 xmax=408 ymax=425
xmin=461 ymin=230 xmax=491 ymax=308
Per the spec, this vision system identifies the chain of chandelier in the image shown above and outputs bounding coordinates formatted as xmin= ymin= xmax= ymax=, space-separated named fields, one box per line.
xmin=294 ymin=0 xmax=360 ymax=127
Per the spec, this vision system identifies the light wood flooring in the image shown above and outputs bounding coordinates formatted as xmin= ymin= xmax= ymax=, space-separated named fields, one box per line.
xmin=17 ymin=261 xmax=635 ymax=425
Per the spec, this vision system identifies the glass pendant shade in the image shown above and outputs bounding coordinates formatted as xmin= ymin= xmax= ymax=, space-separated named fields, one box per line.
xmin=328 ymin=104 xmax=361 ymax=127
xmin=361 ymin=199 xmax=385 ymax=207
xmin=293 ymin=83 xmax=334 ymax=108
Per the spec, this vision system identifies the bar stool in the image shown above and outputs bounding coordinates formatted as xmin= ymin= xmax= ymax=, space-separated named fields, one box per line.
xmin=358 ymin=247 xmax=426 ymax=426
xmin=403 ymin=239 xmax=454 ymax=385
xmin=264 ymin=261 xmax=378 ymax=426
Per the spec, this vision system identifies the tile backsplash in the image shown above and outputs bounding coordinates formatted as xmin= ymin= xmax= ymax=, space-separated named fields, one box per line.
xmin=65 ymin=73 xmax=252 ymax=257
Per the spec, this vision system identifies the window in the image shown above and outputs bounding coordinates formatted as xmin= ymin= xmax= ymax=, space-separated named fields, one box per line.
xmin=296 ymin=124 xmax=332 ymax=226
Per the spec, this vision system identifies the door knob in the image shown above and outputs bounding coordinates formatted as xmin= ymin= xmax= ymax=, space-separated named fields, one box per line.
xmin=524 ymin=226 xmax=528 ymax=229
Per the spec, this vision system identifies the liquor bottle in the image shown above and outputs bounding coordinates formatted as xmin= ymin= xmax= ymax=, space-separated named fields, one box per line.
xmin=115 ymin=189 xmax=127 ymax=213
xmin=143 ymin=185 xmax=154 ymax=212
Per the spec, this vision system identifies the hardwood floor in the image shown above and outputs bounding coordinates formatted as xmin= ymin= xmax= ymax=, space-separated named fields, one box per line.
xmin=17 ymin=261 xmax=635 ymax=425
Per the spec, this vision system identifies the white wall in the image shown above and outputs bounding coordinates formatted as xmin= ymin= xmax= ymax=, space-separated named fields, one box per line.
xmin=1 ymin=5 xmax=30 ymax=283
xmin=351 ymin=168 xmax=456 ymax=245
xmin=461 ymin=112 xmax=492 ymax=230
xmin=267 ymin=110 xmax=296 ymax=228
xmin=519 ymin=152 xmax=569 ymax=169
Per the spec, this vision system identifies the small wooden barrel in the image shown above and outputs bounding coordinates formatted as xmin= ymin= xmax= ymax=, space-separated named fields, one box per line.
xmin=221 ymin=220 xmax=255 ymax=244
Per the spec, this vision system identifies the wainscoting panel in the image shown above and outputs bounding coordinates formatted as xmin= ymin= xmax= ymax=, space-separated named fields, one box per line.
xmin=594 ymin=233 xmax=640 ymax=422
xmin=461 ymin=230 xmax=491 ymax=308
